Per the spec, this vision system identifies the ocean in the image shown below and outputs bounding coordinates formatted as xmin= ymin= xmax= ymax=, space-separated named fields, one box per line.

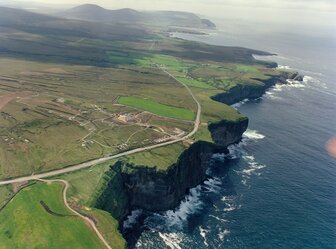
xmin=124 ymin=19 xmax=336 ymax=249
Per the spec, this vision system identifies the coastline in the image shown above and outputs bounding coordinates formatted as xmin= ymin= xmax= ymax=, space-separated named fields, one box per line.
xmin=93 ymin=68 xmax=303 ymax=246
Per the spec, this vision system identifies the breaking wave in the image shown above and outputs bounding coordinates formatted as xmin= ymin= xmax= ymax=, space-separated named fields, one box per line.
xmin=123 ymin=209 xmax=143 ymax=230
xmin=145 ymin=186 xmax=203 ymax=230
xmin=199 ymin=226 xmax=209 ymax=247
xmin=218 ymin=229 xmax=231 ymax=241
xmin=222 ymin=195 xmax=241 ymax=212
xmin=231 ymin=98 xmax=249 ymax=109
xmin=277 ymin=65 xmax=292 ymax=70
xmin=158 ymin=232 xmax=183 ymax=249
xmin=241 ymin=155 xmax=266 ymax=176
xmin=243 ymin=129 xmax=265 ymax=140
xmin=204 ymin=177 xmax=222 ymax=193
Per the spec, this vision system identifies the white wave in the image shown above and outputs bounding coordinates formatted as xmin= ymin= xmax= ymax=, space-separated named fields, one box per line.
xmin=211 ymin=153 xmax=226 ymax=161
xmin=241 ymin=179 xmax=248 ymax=186
xmin=243 ymin=129 xmax=265 ymax=140
xmin=222 ymin=195 xmax=240 ymax=212
xmin=123 ymin=209 xmax=143 ymax=229
xmin=218 ymin=229 xmax=231 ymax=241
xmin=199 ymin=226 xmax=209 ymax=247
xmin=236 ymin=155 xmax=266 ymax=177
xmin=302 ymin=75 xmax=327 ymax=88
xmin=204 ymin=177 xmax=222 ymax=193
xmin=227 ymin=143 xmax=244 ymax=159
xmin=159 ymin=232 xmax=183 ymax=249
xmin=277 ymin=65 xmax=292 ymax=70
xmin=221 ymin=195 xmax=234 ymax=202
xmin=149 ymin=186 xmax=203 ymax=230
xmin=263 ymin=90 xmax=283 ymax=100
xmin=303 ymin=75 xmax=314 ymax=84
xmin=209 ymin=215 xmax=229 ymax=223
xmin=231 ymin=98 xmax=248 ymax=109
xmin=223 ymin=202 xmax=240 ymax=212
xmin=286 ymin=79 xmax=306 ymax=88
xmin=227 ymin=130 xmax=262 ymax=160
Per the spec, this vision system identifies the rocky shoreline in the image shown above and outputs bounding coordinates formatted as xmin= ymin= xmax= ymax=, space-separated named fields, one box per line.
xmin=93 ymin=70 xmax=303 ymax=246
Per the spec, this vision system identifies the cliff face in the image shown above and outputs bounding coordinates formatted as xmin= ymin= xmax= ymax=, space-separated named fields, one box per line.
xmin=209 ymin=118 xmax=249 ymax=146
xmin=94 ymin=118 xmax=248 ymax=219
xmin=212 ymin=72 xmax=303 ymax=105
xmin=95 ymin=141 xmax=217 ymax=219
xmin=94 ymin=72 xmax=300 ymax=222
xmin=122 ymin=141 xmax=217 ymax=211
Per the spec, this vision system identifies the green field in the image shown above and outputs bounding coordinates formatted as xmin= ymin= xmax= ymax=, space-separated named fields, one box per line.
xmin=118 ymin=96 xmax=195 ymax=121
xmin=0 ymin=8 xmax=285 ymax=248
xmin=126 ymin=142 xmax=188 ymax=170
xmin=176 ymin=76 xmax=216 ymax=89
xmin=0 ymin=182 xmax=106 ymax=249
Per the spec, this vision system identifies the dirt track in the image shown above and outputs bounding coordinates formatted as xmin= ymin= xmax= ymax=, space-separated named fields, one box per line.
xmin=38 ymin=179 xmax=112 ymax=249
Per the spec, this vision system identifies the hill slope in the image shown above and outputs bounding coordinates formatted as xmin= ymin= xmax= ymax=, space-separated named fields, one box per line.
xmin=0 ymin=6 xmax=60 ymax=26
xmin=59 ymin=4 xmax=216 ymax=29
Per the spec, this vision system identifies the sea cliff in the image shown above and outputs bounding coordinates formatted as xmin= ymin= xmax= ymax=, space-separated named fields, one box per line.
xmin=94 ymin=70 xmax=303 ymax=226
xmin=94 ymin=117 xmax=247 ymax=218
xmin=212 ymin=71 xmax=303 ymax=105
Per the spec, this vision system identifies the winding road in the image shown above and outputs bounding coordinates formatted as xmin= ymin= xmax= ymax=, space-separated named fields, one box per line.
xmin=37 ymin=179 xmax=112 ymax=249
xmin=0 ymin=68 xmax=201 ymax=186
xmin=0 ymin=40 xmax=202 ymax=249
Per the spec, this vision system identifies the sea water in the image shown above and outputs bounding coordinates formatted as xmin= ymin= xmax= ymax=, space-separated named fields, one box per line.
xmin=125 ymin=19 xmax=336 ymax=249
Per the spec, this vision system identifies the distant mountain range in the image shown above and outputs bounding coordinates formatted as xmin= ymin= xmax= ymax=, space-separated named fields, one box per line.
xmin=59 ymin=4 xmax=216 ymax=29
xmin=0 ymin=6 xmax=60 ymax=26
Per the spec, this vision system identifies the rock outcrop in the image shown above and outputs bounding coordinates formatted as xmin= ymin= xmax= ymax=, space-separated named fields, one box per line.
xmin=211 ymin=71 xmax=303 ymax=105
xmin=94 ymin=117 xmax=247 ymax=219
xmin=208 ymin=118 xmax=249 ymax=146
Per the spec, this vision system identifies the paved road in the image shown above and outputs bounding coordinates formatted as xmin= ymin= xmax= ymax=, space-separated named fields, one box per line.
xmin=0 ymin=67 xmax=201 ymax=186
xmin=38 ymin=179 xmax=112 ymax=249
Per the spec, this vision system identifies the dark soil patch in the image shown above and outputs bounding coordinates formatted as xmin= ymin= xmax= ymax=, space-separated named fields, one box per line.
xmin=40 ymin=201 xmax=76 ymax=217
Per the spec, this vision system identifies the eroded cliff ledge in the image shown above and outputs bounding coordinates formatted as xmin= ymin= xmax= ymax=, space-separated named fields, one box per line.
xmin=211 ymin=71 xmax=303 ymax=105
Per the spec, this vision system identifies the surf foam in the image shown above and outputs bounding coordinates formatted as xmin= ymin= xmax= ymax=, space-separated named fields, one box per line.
xmin=243 ymin=129 xmax=265 ymax=140
xmin=199 ymin=226 xmax=209 ymax=247
xmin=231 ymin=98 xmax=249 ymax=109
xmin=145 ymin=185 xmax=203 ymax=231
xmin=123 ymin=209 xmax=143 ymax=229
xmin=218 ymin=229 xmax=231 ymax=241
xmin=158 ymin=232 xmax=183 ymax=249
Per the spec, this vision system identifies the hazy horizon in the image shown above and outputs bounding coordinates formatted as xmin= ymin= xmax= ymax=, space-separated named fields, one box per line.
xmin=2 ymin=0 xmax=335 ymax=29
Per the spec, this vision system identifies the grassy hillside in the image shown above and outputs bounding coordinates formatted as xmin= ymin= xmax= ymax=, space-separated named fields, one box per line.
xmin=60 ymin=4 xmax=215 ymax=29
xmin=118 ymin=96 xmax=195 ymax=121
xmin=0 ymin=182 xmax=107 ymax=249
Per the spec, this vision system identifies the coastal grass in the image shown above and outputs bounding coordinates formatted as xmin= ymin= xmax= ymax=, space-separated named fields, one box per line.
xmin=126 ymin=142 xmax=188 ymax=170
xmin=193 ymin=124 xmax=214 ymax=143
xmin=84 ymin=209 xmax=126 ymax=249
xmin=0 ymin=185 xmax=13 ymax=210
xmin=176 ymin=76 xmax=216 ymax=89
xmin=0 ymin=182 xmax=106 ymax=249
xmin=118 ymin=96 xmax=195 ymax=121
xmin=60 ymin=160 xmax=114 ymax=206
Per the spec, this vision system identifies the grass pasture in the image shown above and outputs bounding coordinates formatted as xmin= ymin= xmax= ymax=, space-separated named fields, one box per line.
xmin=118 ymin=96 xmax=195 ymax=121
xmin=176 ymin=76 xmax=216 ymax=90
xmin=0 ymin=182 xmax=106 ymax=249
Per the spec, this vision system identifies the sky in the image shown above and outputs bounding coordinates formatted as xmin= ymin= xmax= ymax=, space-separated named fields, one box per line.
xmin=4 ymin=0 xmax=336 ymax=28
